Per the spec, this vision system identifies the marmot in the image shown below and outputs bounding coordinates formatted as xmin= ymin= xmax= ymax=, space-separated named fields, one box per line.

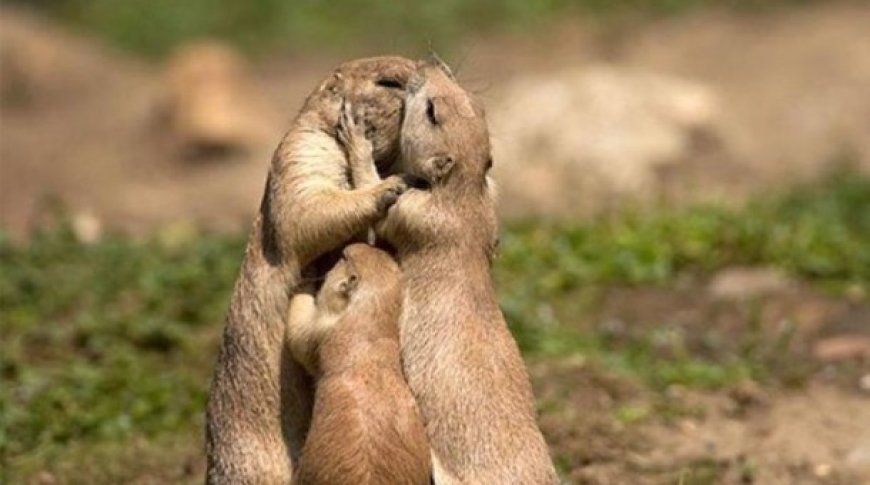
xmin=375 ymin=60 xmax=560 ymax=484
xmin=205 ymin=56 xmax=416 ymax=484
xmin=286 ymin=243 xmax=431 ymax=485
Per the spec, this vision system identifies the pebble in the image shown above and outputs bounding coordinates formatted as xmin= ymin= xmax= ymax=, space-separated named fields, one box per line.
xmin=708 ymin=267 xmax=792 ymax=300
xmin=812 ymin=335 xmax=870 ymax=362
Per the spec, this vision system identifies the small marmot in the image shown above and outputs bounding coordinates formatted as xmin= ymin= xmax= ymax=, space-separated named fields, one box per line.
xmin=287 ymin=243 xmax=431 ymax=485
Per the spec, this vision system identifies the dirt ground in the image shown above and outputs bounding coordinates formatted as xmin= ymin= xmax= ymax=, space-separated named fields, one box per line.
xmin=535 ymin=278 xmax=870 ymax=483
xmin=537 ymin=366 xmax=870 ymax=484
xmin=2 ymin=4 xmax=870 ymax=484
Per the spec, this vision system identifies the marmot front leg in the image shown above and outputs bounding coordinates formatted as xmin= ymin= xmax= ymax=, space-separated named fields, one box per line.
xmin=280 ymin=179 xmax=407 ymax=267
xmin=376 ymin=187 xmax=431 ymax=245
xmin=287 ymin=292 xmax=320 ymax=375
xmin=337 ymin=99 xmax=380 ymax=189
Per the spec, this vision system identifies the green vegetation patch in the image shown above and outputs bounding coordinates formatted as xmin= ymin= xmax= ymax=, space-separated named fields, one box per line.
xmin=0 ymin=224 xmax=244 ymax=479
xmin=498 ymin=172 xmax=869 ymax=293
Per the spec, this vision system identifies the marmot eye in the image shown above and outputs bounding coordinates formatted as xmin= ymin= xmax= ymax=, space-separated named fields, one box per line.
xmin=485 ymin=157 xmax=493 ymax=171
xmin=376 ymin=78 xmax=404 ymax=89
xmin=339 ymin=274 xmax=359 ymax=296
xmin=426 ymin=99 xmax=439 ymax=125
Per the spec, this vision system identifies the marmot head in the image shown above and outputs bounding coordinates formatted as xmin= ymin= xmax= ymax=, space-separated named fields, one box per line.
xmin=383 ymin=57 xmax=497 ymax=259
xmin=317 ymin=243 xmax=401 ymax=317
xmin=324 ymin=56 xmax=417 ymax=173
xmin=400 ymin=58 xmax=493 ymax=197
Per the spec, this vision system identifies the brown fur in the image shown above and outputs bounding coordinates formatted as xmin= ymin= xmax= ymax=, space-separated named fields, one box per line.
xmin=377 ymin=61 xmax=559 ymax=484
xmin=205 ymin=56 xmax=417 ymax=484
xmin=286 ymin=244 xmax=431 ymax=485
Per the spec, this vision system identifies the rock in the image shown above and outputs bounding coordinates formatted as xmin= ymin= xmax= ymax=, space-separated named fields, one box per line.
xmin=845 ymin=444 xmax=870 ymax=478
xmin=812 ymin=335 xmax=870 ymax=362
xmin=490 ymin=65 xmax=724 ymax=216
xmin=33 ymin=471 xmax=57 ymax=485
xmin=812 ymin=463 xmax=833 ymax=478
xmin=726 ymin=380 xmax=769 ymax=416
xmin=845 ymin=284 xmax=867 ymax=303
xmin=162 ymin=40 xmax=271 ymax=158
xmin=708 ymin=267 xmax=793 ymax=300
xmin=71 ymin=211 xmax=102 ymax=244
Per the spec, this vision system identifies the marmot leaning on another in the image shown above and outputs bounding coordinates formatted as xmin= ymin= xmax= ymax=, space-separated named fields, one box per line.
xmin=376 ymin=59 xmax=560 ymax=484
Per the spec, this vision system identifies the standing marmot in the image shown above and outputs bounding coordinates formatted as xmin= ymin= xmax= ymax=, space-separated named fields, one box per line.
xmin=286 ymin=243 xmax=431 ymax=485
xmin=376 ymin=60 xmax=560 ymax=484
xmin=205 ymin=56 xmax=416 ymax=484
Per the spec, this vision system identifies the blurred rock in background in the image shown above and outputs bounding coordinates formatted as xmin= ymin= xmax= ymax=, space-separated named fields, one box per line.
xmin=161 ymin=41 xmax=274 ymax=159
xmin=491 ymin=66 xmax=723 ymax=216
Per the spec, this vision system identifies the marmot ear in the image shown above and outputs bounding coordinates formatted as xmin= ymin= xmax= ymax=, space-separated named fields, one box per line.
xmin=427 ymin=50 xmax=455 ymax=81
xmin=339 ymin=274 xmax=359 ymax=296
xmin=432 ymin=155 xmax=455 ymax=181
xmin=486 ymin=236 xmax=500 ymax=266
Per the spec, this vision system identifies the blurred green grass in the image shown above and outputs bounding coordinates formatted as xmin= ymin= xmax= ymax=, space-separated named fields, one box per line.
xmin=496 ymin=170 xmax=869 ymax=389
xmin=6 ymin=0 xmax=816 ymax=57
xmin=1 ymin=171 xmax=868 ymax=481
xmin=497 ymin=169 xmax=870 ymax=339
